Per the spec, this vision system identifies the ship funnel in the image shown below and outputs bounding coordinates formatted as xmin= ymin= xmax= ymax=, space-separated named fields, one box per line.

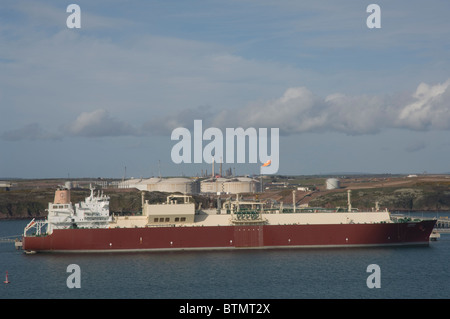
xmin=54 ymin=188 xmax=71 ymax=204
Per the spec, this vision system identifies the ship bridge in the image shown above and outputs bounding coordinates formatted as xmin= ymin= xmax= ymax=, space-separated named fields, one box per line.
xmin=143 ymin=194 xmax=196 ymax=225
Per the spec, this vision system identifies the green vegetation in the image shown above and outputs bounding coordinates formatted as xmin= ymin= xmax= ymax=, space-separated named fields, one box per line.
xmin=309 ymin=185 xmax=450 ymax=211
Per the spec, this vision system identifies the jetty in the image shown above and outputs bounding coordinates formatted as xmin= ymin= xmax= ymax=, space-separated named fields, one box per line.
xmin=0 ymin=235 xmax=23 ymax=249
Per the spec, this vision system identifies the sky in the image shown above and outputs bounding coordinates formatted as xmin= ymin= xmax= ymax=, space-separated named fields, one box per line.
xmin=1 ymin=0 xmax=450 ymax=178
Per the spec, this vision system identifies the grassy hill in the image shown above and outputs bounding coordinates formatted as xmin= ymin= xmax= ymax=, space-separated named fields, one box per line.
xmin=308 ymin=183 xmax=450 ymax=211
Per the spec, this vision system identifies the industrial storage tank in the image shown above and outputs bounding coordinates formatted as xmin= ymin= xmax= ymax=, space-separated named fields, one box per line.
xmin=119 ymin=178 xmax=161 ymax=191
xmin=118 ymin=178 xmax=147 ymax=190
xmin=326 ymin=178 xmax=340 ymax=190
xmin=119 ymin=177 xmax=198 ymax=194
xmin=223 ymin=177 xmax=259 ymax=194
xmin=200 ymin=178 xmax=228 ymax=193
xmin=148 ymin=178 xmax=199 ymax=194
xmin=137 ymin=177 xmax=162 ymax=191
xmin=201 ymin=177 xmax=259 ymax=194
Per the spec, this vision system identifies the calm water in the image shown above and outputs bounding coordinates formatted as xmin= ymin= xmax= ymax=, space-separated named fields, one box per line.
xmin=0 ymin=218 xmax=449 ymax=299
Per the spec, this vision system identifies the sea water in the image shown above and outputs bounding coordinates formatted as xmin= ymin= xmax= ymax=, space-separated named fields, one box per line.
xmin=0 ymin=218 xmax=449 ymax=300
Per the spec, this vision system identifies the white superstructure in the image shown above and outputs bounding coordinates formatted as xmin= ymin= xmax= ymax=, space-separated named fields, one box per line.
xmin=45 ymin=186 xmax=111 ymax=233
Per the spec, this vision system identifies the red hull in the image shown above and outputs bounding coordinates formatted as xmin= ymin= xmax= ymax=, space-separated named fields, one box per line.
xmin=22 ymin=220 xmax=436 ymax=252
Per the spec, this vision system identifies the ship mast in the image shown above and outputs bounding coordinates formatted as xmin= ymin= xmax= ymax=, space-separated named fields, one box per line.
xmin=347 ymin=190 xmax=352 ymax=212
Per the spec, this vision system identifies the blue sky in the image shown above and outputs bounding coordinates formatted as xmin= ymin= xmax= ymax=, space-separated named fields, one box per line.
xmin=1 ymin=0 xmax=450 ymax=178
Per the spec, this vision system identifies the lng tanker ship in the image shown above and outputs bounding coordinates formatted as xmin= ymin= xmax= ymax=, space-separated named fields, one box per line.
xmin=21 ymin=187 xmax=436 ymax=253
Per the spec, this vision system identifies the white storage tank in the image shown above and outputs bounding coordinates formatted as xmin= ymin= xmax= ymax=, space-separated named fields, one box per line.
xmin=200 ymin=177 xmax=258 ymax=194
xmin=223 ymin=177 xmax=259 ymax=194
xmin=200 ymin=178 xmax=227 ymax=193
xmin=326 ymin=178 xmax=340 ymax=190
xmin=119 ymin=178 xmax=161 ymax=191
xmin=154 ymin=178 xmax=198 ymax=194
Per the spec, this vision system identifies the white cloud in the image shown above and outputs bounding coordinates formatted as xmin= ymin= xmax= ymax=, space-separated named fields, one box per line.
xmin=397 ymin=80 xmax=450 ymax=130
xmin=5 ymin=80 xmax=449 ymax=140
xmin=252 ymin=79 xmax=450 ymax=135
xmin=153 ymin=79 xmax=450 ymax=137
xmin=235 ymin=87 xmax=325 ymax=133
xmin=64 ymin=109 xmax=138 ymax=137
xmin=227 ymin=86 xmax=390 ymax=135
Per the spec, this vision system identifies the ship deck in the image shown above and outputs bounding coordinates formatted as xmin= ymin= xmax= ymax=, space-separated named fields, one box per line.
xmin=110 ymin=209 xmax=394 ymax=229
